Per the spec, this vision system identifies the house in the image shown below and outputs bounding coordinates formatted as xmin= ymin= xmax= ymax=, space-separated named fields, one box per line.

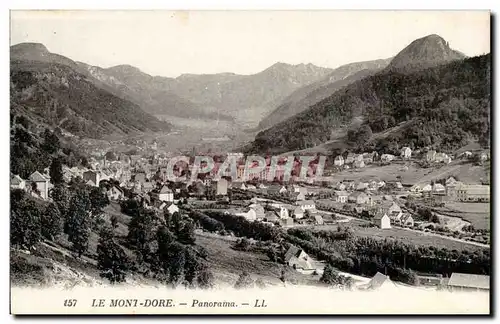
xmin=213 ymin=178 xmax=229 ymax=196
xmin=363 ymin=272 xmax=398 ymax=290
xmin=336 ymin=182 xmax=347 ymax=191
xmin=479 ymin=152 xmax=490 ymax=162
xmin=134 ymin=172 xmax=147 ymax=184
xmin=400 ymin=147 xmax=412 ymax=159
xmin=409 ymin=184 xmax=420 ymax=193
xmin=426 ymin=150 xmax=437 ymax=162
xmin=362 ymin=152 xmax=375 ymax=164
xmin=348 ymin=191 xmax=370 ymax=205
xmin=107 ymin=185 xmax=124 ymax=201
xmin=446 ymin=273 xmax=489 ymax=291
xmin=400 ymin=213 xmax=414 ymax=227
xmin=422 ymin=184 xmax=432 ymax=194
xmin=445 ymin=177 xmax=458 ymax=186
xmin=295 ymin=200 xmax=316 ymax=212
xmin=345 ymin=153 xmax=356 ymax=164
xmin=279 ymin=206 xmax=289 ymax=219
xmin=282 ymin=218 xmax=294 ymax=228
xmin=29 ymin=171 xmax=50 ymax=200
xmin=333 ymin=191 xmax=349 ymax=203
xmin=83 ymin=170 xmax=100 ymax=187
xmin=293 ymin=206 xmax=305 ymax=219
xmin=278 ymin=186 xmax=288 ymax=194
xmin=284 ymin=246 xmax=314 ymax=270
xmin=373 ymin=212 xmax=391 ymax=229
xmin=264 ymin=211 xmax=280 ymax=223
xmin=142 ymin=182 xmax=155 ymax=193
xmin=11 ymin=175 xmax=26 ymax=190
xmin=385 ymin=202 xmax=402 ymax=214
xmin=458 ymin=151 xmax=473 ymax=159
xmin=435 ymin=153 xmax=451 ymax=164
xmin=334 ymin=155 xmax=344 ymax=166
xmin=432 ymin=183 xmax=446 ymax=195
xmin=291 ymin=191 xmax=306 ymax=202
xmin=314 ymin=215 xmax=324 ymax=225
xmin=380 ymin=154 xmax=396 ymax=162
xmin=236 ymin=208 xmax=257 ymax=221
xmin=161 ymin=202 xmax=179 ymax=215
xmin=249 ymin=203 xmax=266 ymax=220
xmin=455 ymin=184 xmax=490 ymax=202
xmin=356 ymin=182 xmax=369 ymax=191
xmin=153 ymin=185 xmax=174 ymax=202
xmin=353 ymin=160 xmax=365 ymax=168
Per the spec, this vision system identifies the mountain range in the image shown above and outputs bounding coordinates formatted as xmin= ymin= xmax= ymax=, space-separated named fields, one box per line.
xmin=258 ymin=58 xmax=392 ymax=130
xmin=249 ymin=34 xmax=489 ymax=155
xmin=10 ymin=34 xmax=486 ymax=150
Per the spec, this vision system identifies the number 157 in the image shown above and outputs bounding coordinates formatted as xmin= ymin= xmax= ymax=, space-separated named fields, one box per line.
xmin=64 ymin=299 xmax=77 ymax=307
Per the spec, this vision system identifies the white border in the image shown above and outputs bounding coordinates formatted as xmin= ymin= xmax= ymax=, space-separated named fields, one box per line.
xmin=2 ymin=1 xmax=498 ymax=323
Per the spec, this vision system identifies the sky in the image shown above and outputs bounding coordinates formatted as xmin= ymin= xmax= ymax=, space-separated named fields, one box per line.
xmin=10 ymin=10 xmax=491 ymax=78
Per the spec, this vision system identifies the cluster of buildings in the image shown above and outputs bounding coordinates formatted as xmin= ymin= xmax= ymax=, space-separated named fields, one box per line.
xmin=331 ymin=147 xmax=412 ymax=170
xmin=410 ymin=176 xmax=490 ymax=202
xmin=11 ymin=171 xmax=53 ymax=200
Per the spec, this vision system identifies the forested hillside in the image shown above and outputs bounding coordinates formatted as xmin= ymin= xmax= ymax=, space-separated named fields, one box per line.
xmin=10 ymin=61 xmax=171 ymax=139
xmin=251 ymin=54 xmax=490 ymax=154
xmin=258 ymin=58 xmax=391 ymax=130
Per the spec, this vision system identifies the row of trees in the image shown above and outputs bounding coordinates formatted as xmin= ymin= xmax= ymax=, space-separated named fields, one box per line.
xmin=11 ymin=182 xmax=109 ymax=258
xmin=120 ymin=202 xmax=214 ymax=288
xmin=285 ymin=227 xmax=490 ymax=285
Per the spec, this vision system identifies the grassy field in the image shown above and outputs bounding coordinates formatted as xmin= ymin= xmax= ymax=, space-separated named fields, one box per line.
xmin=321 ymin=160 xmax=489 ymax=186
xmin=439 ymin=202 xmax=490 ymax=230
xmin=194 ymin=233 xmax=323 ymax=288
xmin=304 ymin=222 xmax=486 ymax=251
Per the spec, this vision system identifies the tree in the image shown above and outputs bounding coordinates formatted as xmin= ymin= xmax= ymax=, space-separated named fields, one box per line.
xmin=10 ymin=193 xmax=42 ymax=249
xmin=157 ymin=226 xmax=175 ymax=262
xmin=171 ymin=212 xmax=183 ymax=236
xmin=50 ymin=184 xmax=71 ymax=212
xmin=127 ymin=208 xmax=156 ymax=260
xmin=167 ymin=242 xmax=186 ymax=286
xmin=110 ymin=215 xmax=119 ymax=230
xmin=89 ymin=187 xmax=109 ymax=218
xmin=233 ymin=238 xmax=251 ymax=251
xmin=197 ymin=264 xmax=214 ymax=289
xmin=356 ymin=125 xmax=373 ymax=145
xmin=320 ymin=264 xmax=354 ymax=289
xmin=184 ymin=248 xmax=202 ymax=286
xmin=234 ymin=271 xmax=254 ymax=289
xmin=49 ymin=158 xmax=64 ymax=185
xmin=41 ymin=203 xmax=63 ymax=240
xmin=178 ymin=219 xmax=196 ymax=245
xmin=255 ymin=278 xmax=266 ymax=289
xmin=66 ymin=191 xmax=92 ymax=257
xmin=97 ymin=226 xmax=130 ymax=284
xmin=41 ymin=128 xmax=60 ymax=155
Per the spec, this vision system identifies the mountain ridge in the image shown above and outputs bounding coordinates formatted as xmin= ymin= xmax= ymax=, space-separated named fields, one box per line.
xmin=258 ymin=58 xmax=393 ymax=130
xmin=249 ymin=35 xmax=489 ymax=155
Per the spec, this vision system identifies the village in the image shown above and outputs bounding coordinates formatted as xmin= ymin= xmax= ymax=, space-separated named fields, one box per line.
xmin=10 ymin=140 xmax=491 ymax=292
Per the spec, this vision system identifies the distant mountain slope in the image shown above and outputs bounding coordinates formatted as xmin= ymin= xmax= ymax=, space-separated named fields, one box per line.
xmin=10 ymin=43 xmax=171 ymax=138
xmin=80 ymin=63 xmax=234 ymax=121
xmin=387 ymin=34 xmax=466 ymax=72
xmin=250 ymin=53 xmax=490 ymax=154
xmin=258 ymin=58 xmax=392 ymax=130
xmin=166 ymin=63 xmax=333 ymax=127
